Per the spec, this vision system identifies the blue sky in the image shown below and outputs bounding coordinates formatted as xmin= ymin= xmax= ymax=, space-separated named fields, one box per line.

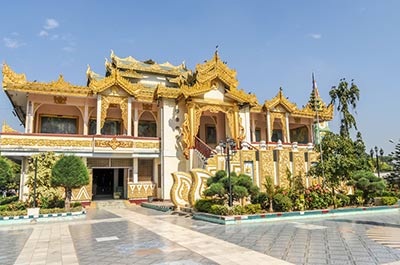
xmin=1 ymin=1 xmax=399 ymax=154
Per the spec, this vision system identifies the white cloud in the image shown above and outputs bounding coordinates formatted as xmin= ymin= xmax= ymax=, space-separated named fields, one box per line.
xmin=39 ymin=30 xmax=48 ymax=37
xmin=309 ymin=33 xmax=322 ymax=40
xmin=44 ymin=18 xmax=59 ymax=30
xmin=3 ymin=37 xmax=25 ymax=48
xmin=62 ymin=46 xmax=75 ymax=52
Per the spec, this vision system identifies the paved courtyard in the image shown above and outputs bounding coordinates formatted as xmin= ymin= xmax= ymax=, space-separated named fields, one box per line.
xmin=1 ymin=206 xmax=400 ymax=265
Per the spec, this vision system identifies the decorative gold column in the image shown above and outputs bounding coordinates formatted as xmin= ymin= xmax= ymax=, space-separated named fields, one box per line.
xmin=96 ymin=95 xmax=102 ymax=134
xmin=127 ymin=97 xmax=132 ymax=136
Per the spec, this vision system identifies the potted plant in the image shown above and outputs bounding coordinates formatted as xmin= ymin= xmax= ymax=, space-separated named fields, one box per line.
xmin=113 ymin=192 xmax=121 ymax=199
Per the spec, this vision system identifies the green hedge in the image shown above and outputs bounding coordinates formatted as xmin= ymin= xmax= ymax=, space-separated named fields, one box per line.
xmin=194 ymin=199 xmax=224 ymax=213
xmin=0 ymin=210 xmax=27 ymax=217
xmin=381 ymin=196 xmax=398 ymax=206
xmin=40 ymin=206 xmax=82 ymax=214
xmin=0 ymin=196 xmax=19 ymax=205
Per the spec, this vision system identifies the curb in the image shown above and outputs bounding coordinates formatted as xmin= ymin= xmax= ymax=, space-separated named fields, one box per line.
xmin=141 ymin=202 xmax=174 ymax=212
xmin=0 ymin=210 xmax=86 ymax=221
xmin=193 ymin=204 xmax=400 ymax=225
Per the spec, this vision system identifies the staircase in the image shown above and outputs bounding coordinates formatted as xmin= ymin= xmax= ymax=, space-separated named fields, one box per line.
xmin=95 ymin=200 xmax=127 ymax=209
xmin=194 ymin=136 xmax=217 ymax=168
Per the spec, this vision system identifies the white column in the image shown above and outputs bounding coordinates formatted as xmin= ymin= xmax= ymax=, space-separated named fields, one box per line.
xmin=26 ymin=101 xmax=34 ymax=133
xmin=266 ymin=110 xmax=271 ymax=142
xmin=251 ymin=117 xmax=256 ymax=142
xmin=83 ymin=102 xmax=89 ymax=135
xmin=127 ymin=97 xmax=132 ymax=136
xmin=133 ymin=158 xmax=138 ymax=183
xmin=133 ymin=108 xmax=139 ymax=137
xmin=96 ymin=95 xmax=102 ymax=135
xmin=285 ymin=112 xmax=290 ymax=143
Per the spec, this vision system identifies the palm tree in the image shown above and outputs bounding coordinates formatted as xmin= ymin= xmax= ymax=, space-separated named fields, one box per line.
xmin=263 ymin=175 xmax=275 ymax=212
xmin=329 ymin=78 xmax=360 ymax=138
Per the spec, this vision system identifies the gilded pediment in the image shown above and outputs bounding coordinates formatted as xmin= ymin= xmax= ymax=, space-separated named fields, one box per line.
xmin=2 ymin=63 xmax=90 ymax=96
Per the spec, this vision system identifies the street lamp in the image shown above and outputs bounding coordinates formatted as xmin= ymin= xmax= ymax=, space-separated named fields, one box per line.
xmin=370 ymin=146 xmax=384 ymax=178
xmin=28 ymin=154 xmax=44 ymax=208
xmin=219 ymin=138 xmax=236 ymax=207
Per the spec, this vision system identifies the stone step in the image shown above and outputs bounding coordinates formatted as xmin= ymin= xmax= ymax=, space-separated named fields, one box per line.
xmin=95 ymin=200 xmax=127 ymax=209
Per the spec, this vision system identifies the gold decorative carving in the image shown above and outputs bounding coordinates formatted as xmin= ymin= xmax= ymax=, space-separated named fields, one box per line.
xmin=170 ymin=172 xmax=192 ymax=209
xmin=181 ymin=102 xmax=238 ymax=159
xmin=259 ymin=150 xmax=274 ymax=190
xmin=2 ymin=64 xmax=90 ymax=96
xmin=189 ymin=169 xmax=211 ymax=206
xmin=278 ymin=150 xmax=290 ymax=187
xmin=2 ymin=122 xmax=17 ymax=133
xmin=265 ymin=89 xmax=333 ymax=121
xmin=133 ymin=141 xmax=160 ymax=149
xmin=100 ymin=96 xmax=128 ymax=130
xmin=111 ymin=50 xmax=188 ymax=76
xmin=142 ymin=103 xmax=153 ymax=111
xmin=128 ymin=183 xmax=156 ymax=199
xmin=54 ymin=96 xmax=67 ymax=104
xmin=95 ymin=138 xmax=133 ymax=149
xmin=270 ymin=112 xmax=287 ymax=142
xmin=1 ymin=138 xmax=92 ymax=147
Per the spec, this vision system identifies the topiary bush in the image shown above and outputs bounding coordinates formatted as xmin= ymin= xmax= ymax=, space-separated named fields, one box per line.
xmin=244 ymin=203 xmax=262 ymax=214
xmin=336 ymin=193 xmax=351 ymax=207
xmin=0 ymin=196 xmax=19 ymax=205
xmin=273 ymin=193 xmax=292 ymax=212
xmin=194 ymin=198 xmax=224 ymax=213
xmin=381 ymin=196 xmax=398 ymax=206
xmin=209 ymin=205 xmax=229 ymax=215
xmin=229 ymin=205 xmax=245 ymax=215
xmin=251 ymin=192 xmax=269 ymax=210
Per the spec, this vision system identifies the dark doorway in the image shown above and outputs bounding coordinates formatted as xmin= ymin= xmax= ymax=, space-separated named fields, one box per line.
xmin=93 ymin=169 xmax=114 ymax=199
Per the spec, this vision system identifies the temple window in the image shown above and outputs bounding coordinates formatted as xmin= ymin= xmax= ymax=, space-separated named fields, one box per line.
xmin=255 ymin=128 xmax=261 ymax=142
xmin=290 ymin=126 xmax=309 ymax=144
xmin=40 ymin=115 xmax=77 ymax=134
xmin=138 ymin=111 xmax=157 ymax=137
xmin=89 ymin=119 xmax=122 ymax=135
xmin=271 ymin=129 xmax=283 ymax=142
xmin=138 ymin=159 xmax=153 ymax=182
xmin=205 ymin=125 xmax=217 ymax=144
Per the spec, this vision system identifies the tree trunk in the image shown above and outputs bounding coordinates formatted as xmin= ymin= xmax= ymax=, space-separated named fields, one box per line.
xmin=269 ymin=196 xmax=273 ymax=212
xmin=332 ymin=187 xmax=336 ymax=209
xmin=65 ymin=187 xmax=71 ymax=212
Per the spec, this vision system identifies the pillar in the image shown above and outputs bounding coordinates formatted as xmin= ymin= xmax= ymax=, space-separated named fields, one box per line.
xmin=96 ymin=95 xmax=102 ymax=135
xmin=134 ymin=108 xmax=138 ymax=137
xmin=285 ymin=112 xmax=290 ymax=143
xmin=267 ymin=110 xmax=271 ymax=142
xmin=127 ymin=97 xmax=132 ymax=136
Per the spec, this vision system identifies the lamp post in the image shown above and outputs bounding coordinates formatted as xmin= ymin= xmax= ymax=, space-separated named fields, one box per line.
xmin=219 ymin=138 xmax=236 ymax=207
xmin=28 ymin=154 xmax=44 ymax=208
xmin=370 ymin=146 xmax=384 ymax=178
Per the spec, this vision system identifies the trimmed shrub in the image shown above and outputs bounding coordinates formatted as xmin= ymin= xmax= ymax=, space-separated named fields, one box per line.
xmin=0 ymin=196 xmax=18 ymax=205
xmin=209 ymin=205 xmax=229 ymax=215
xmin=229 ymin=205 xmax=245 ymax=215
xmin=194 ymin=199 xmax=224 ymax=213
xmin=251 ymin=192 xmax=269 ymax=210
xmin=336 ymin=193 xmax=350 ymax=207
xmin=381 ymin=196 xmax=398 ymax=206
xmin=273 ymin=193 xmax=292 ymax=212
xmin=0 ymin=210 xmax=26 ymax=217
xmin=244 ymin=204 xmax=262 ymax=214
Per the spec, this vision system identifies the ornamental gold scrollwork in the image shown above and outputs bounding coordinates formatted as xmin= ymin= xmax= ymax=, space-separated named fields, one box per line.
xmin=128 ymin=183 xmax=156 ymax=199
xmin=100 ymin=96 xmax=128 ymax=130
xmin=95 ymin=138 xmax=133 ymax=149
xmin=269 ymin=112 xmax=287 ymax=142
xmin=189 ymin=169 xmax=211 ymax=207
xmin=278 ymin=149 xmax=290 ymax=187
xmin=1 ymin=138 xmax=92 ymax=147
xmin=259 ymin=150 xmax=274 ymax=190
xmin=170 ymin=172 xmax=192 ymax=209
xmin=133 ymin=142 xmax=160 ymax=149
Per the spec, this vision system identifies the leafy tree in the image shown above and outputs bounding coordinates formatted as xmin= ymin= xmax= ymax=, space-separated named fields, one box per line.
xmin=308 ymin=132 xmax=357 ymax=208
xmin=329 ymin=78 xmax=360 ymax=138
xmin=26 ymin=152 xmax=63 ymax=207
xmin=51 ymin=155 xmax=89 ymax=211
xmin=347 ymin=170 xmax=386 ymax=204
xmin=203 ymin=170 xmax=258 ymax=205
xmin=263 ymin=175 xmax=275 ymax=212
xmin=387 ymin=140 xmax=400 ymax=185
xmin=0 ymin=157 xmax=13 ymax=192
xmin=353 ymin=132 xmax=371 ymax=171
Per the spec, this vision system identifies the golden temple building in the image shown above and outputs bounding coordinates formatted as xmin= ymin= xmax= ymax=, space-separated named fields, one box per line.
xmin=0 ymin=51 xmax=333 ymax=203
